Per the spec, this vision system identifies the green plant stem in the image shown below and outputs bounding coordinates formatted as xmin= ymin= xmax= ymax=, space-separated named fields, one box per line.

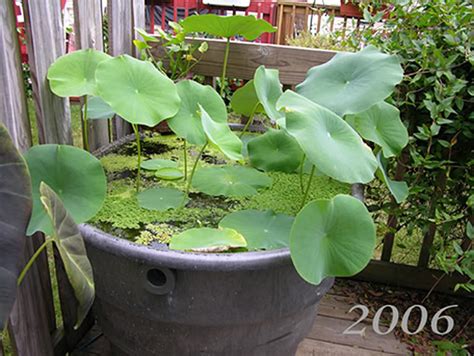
xmin=132 ymin=124 xmax=142 ymax=192
xmin=300 ymin=164 xmax=315 ymax=210
xmin=220 ymin=38 xmax=231 ymax=97
xmin=83 ymin=95 xmax=90 ymax=152
xmin=299 ymin=154 xmax=306 ymax=193
xmin=17 ymin=238 xmax=54 ymax=287
xmin=239 ymin=103 xmax=259 ymax=138
xmin=183 ymin=140 xmax=188 ymax=182
xmin=185 ymin=143 xmax=208 ymax=195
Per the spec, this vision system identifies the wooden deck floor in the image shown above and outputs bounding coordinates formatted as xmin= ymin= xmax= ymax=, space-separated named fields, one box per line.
xmin=73 ymin=292 xmax=409 ymax=356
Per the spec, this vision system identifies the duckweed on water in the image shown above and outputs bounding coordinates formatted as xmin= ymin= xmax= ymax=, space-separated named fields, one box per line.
xmin=91 ymin=133 xmax=349 ymax=245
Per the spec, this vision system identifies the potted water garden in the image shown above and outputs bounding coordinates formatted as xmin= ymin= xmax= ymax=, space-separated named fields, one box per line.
xmin=0 ymin=14 xmax=408 ymax=355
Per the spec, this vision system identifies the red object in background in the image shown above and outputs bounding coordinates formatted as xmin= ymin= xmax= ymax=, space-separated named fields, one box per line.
xmin=147 ymin=0 xmax=277 ymax=43
xmin=339 ymin=0 xmax=391 ymax=19
xmin=13 ymin=0 xmax=68 ymax=63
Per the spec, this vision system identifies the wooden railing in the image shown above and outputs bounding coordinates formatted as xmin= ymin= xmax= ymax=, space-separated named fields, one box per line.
xmin=0 ymin=0 xmax=468 ymax=354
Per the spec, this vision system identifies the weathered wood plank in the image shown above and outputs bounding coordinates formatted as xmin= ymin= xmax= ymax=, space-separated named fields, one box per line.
xmin=108 ymin=0 xmax=133 ymax=138
xmin=23 ymin=0 xmax=72 ymax=145
xmin=73 ymin=0 xmax=110 ymax=151
xmin=8 ymin=239 xmax=54 ymax=356
xmin=0 ymin=0 xmax=32 ymax=152
xmin=308 ymin=315 xmax=408 ymax=355
xmin=150 ymin=38 xmax=337 ymax=85
xmin=355 ymin=260 xmax=470 ymax=296
xmin=297 ymin=338 xmax=391 ymax=356
xmin=132 ymin=0 xmax=145 ymax=58
xmin=319 ymin=295 xmax=361 ymax=322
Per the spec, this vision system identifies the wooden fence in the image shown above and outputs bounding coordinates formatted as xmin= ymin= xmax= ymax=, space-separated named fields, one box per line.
xmin=0 ymin=0 xmax=467 ymax=354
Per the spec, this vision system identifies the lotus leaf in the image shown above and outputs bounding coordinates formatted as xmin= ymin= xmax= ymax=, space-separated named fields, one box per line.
xmin=254 ymin=66 xmax=285 ymax=124
xmin=169 ymin=227 xmax=247 ymax=252
xmin=230 ymin=80 xmax=262 ymax=117
xmin=24 ymin=144 xmax=106 ymax=236
xmin=219 ymin=210 xmax=293 ymax=250
xmin=290 ymin=194 xmax=376 ymax=285
xmin=138 ymin=187 xmax=188 ymax=211
xmin=376 ymin=152 xmax=409 ymax=203
xmin=85 ymin=96 xmax=115 ymax=120
xmin=155 ymin=167 xmax=184 ymax=180
xmin=141 ymin=159 xmax=178 ymax=171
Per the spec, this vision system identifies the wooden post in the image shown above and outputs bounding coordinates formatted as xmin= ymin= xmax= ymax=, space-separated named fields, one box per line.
xmin=0 ymin=0 xmax=32 ymax=152
xmin=73 ymin=0 xmax=110 ymax=151
xmin=22 ymin=0 xmax=73 ymax=145
xmin=132 ymin=0 xmax=146 ymax=58
xmin=0 ymin=1 xmax=55 ymax=355
xmin=108 ymin=0 xmax=133 ymax=138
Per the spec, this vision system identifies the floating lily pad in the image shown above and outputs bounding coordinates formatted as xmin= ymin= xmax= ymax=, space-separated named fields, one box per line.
xmin=192 ymin=166 xmax=272 ymax=197
xmin=247 ymin=129 xmax=303 ymax=173
xmin=200 ymin=105 xmax=243 ymax=161
xmin=141 ymin=159 xmax=178 ymax=171
xmin=254 ymin=66 xmax=285 ymax=124
xmin=230 ymin=80 xmax=263 ymax=117
xmin=290 ymin=194 xmax=376 ymax=285
xmin=181 ymin=14 xmax=276 ymax=41
xmin=346 ymin=101 xmax=408 ymax=158
xmin=277 ymin=91 xmax=377 ymax=184
xmin=85 ymin=96 xmax=115 ymax=120
xmin=219 ymin=210 xmax=293 ymax=250
xmin=95 ymin=54 xmax=180 ymax=127
xmin=24 ymin=144 xmax=107 ymax=236
xmin=169 ymin=227 xmax=247 ymax=252
xmin=155 ymin=167 xmax=184 ymax=180
xmin=47 ymin=48 xmax=111 ymax=97
xmin=138 ymin=187 xmax=188 ymax=211
xmin=376 ymin=152 xmax=409 ymax=203
xmin=296 ymin=46 xmax=403 ymax=116
xmin=0 ymin=124 xmax=31 ymax=329
xmin=40 ymin=182 xmax=94 ymax=329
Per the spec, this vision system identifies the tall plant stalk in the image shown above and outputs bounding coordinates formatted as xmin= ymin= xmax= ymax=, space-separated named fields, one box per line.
xmin=185 ymin=143 xmax=208 ymax=196
xmin=300 ymin=165 xmax=315 ymax=210
xmin=183 ymin=140 xmax=188 ymax=182
xmin=82 ymin=95 xmax=89 ymax=151
xmin=239 ymin=103 xmax=259 ymax=138
xmin=220 ymin=38 xmax=231 ymax=97
xmin=132 ymin=124 xmax=142 ymax=192
xmin=299 ymin=154 xmax=306 ymax=193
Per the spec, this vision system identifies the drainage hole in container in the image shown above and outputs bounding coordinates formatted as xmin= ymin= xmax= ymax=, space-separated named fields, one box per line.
xmin=147 ymin=268 xmax=167 ymax=287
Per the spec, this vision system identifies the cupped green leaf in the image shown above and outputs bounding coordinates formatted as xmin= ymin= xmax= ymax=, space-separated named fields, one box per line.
xmin=290 ymin=194 xmax=376 ymax=285
xmin=181 ymin=14 xmax=276 ymax=41
xmin=141 ymin=158 xmax=178 ymax=171
xmin=155 ymin=167 xmax=184 ymax=180
xmin=138 ymin=187 xmax=188 ymax=211
xmin=192 ymin=166 xmax=272 ymax=197
xmin=95 ymin=54 xmax=180 ymax=127
xmin=346 ymin=101 xmax=408 ymax=158
xmin=230 ymin=80 xmax=263 ymax=117
xmin=219 ymin=210 xmax=293 ymax=250
xmin=169 ymin=227 xmax=247 ymax=252
xmin=24 ymin=144 xmax=107 ymax=236
xmin=277 ymin=91 xmax=377 ymax=184
xmin=254 ymin=66 xmax=285 ymax=124
xmin=0 ymin=125 xmax=32 ymax=329
xmin=85 ymin=96 xmax=115 ymax=120
xmin=296 ymin=46 xmax=403 ymax=116
xmin=376 ymin=152 xmax=408 ymax=203
xmin=247 ymin=129 xmax=303 ymax=173
xmin=135 ymin=27 xmax=160 ymax=43
xmin=39 ymin=182 xmax=94 ymax=329
xmin=47 ymin=49 xmax=111 ymax=97
xmin=200 ymin=105 xmax=243 ymax=161
xmin=168 ymin=80 xmax=227 ymax=145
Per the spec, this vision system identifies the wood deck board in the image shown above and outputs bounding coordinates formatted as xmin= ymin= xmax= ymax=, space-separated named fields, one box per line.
xmin=73 ymin=294 xmax=409 ymax=355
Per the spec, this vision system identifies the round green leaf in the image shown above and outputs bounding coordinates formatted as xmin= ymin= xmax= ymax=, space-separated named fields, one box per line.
xmin=219 ymin=210 xmax=294 ymax=250
xmin=137 ymin=187 xmax=188 ymax=211
xmin=296 ymin=46 xmax=403 ymax=116
xmin=247 ymin=129 xmax=303 ymax=173
xmin=181 ymin=14 xmax=276 ymax=41
xmin=95 ymin=54 xmax=180 ymax=127
xmin=192 ymin=166 xmax=272 ymax=197
xmin=200 ymin=105 xmax=243 ymax=161
xmin=47 ymin=49 xmax=111 ymax=97
xmin=346 ymin=101 xmax=408 ymax=158
xmin=155 ymin=167 xmax=184 ymax=180
xmin=168 ymin=80 xmax=227 ymax=145
xmin=254 ymin=66 xmax=285 ymax=124
xmin=277 ymin=91 xmax=377 ymax=184
xmin=141 ymin=159 xmax=178 ymax=171
xmin=169 ymin=227 xmax=247 ymax=252
xmin=85 ymin=96 xmax=115 ymax=120
xmin=230 ymin=80 xmax=263 ymax=117
xmin=290 ymin=194 xmax=376 ymax=285
xmin=24 ymin=144 xmax=107 ymax=236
